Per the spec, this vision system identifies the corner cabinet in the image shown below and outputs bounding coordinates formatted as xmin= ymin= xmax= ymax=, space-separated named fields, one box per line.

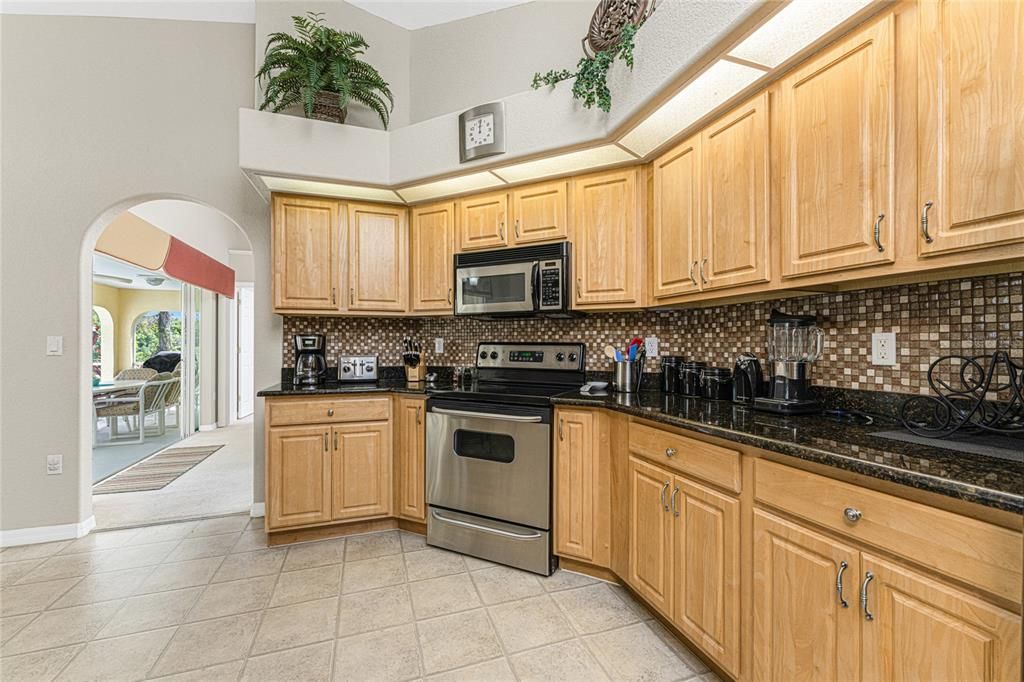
xmin=410 ymin=202 xmax=454 ymax=314
xmin=346 ymin=203 xmax=408 ymax=312
xmin=272 ymin=195 xmax=341 ymax=313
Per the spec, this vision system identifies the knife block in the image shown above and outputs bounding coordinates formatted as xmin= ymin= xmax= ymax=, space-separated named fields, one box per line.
xmin=405 ymin=364 xmax=426 ymax=383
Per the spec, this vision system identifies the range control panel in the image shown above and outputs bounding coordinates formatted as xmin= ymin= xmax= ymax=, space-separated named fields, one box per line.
xmin=338 ymin=355 xmax=378 ymax=382
xmin=475 ymin=343 xmax=585 ymax=371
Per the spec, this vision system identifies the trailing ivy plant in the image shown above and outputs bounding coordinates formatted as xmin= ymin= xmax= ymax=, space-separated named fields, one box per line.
xmin=256 ymin=12 xmax=394 ymax=128
xmin=531 ymin=22 xmax=639 ymax=113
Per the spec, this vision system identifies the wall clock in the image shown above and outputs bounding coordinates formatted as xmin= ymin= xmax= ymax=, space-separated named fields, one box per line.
xmin=458 ymin=102 xmax=505 ymax=163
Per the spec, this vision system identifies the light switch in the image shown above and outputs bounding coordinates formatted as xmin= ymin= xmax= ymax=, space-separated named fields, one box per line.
xmin=46 ymin=336 xmax=64 ymax=356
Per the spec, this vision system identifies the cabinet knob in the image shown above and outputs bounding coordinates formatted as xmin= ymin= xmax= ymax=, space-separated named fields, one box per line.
xmin=665 ymin=447 xmax=676 ymax=458
xmin=327 ymin=408 xmax=334 ymax=417
xmin=843 ymin=507 xmax=862 ymax=523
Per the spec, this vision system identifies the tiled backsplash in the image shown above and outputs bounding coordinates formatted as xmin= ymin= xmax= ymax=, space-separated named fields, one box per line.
xmin=282 ymin=272 xmax=1023 ymax=395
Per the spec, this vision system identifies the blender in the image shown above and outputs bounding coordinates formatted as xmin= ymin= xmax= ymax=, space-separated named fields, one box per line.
xmin=753 ymin=309 xmax=824 ymax=414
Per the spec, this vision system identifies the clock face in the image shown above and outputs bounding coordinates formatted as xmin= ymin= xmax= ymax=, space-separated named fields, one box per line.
xmin=465 ymin=114 xmax=494 ymax=150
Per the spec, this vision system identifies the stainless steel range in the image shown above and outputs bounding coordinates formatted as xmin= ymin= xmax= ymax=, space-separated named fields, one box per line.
xmin=425 ymin=342 xmax=586 ymax=575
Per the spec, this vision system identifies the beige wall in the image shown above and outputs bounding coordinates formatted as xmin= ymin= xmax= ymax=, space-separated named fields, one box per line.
xmin=92 ymin=285 xmax=183 ymax=374
xmin=0 ymin=14 xmax=280 ymax=534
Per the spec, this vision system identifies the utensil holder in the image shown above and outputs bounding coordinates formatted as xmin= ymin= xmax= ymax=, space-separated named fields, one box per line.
xmin=405 ymin=364 xmax=426 ymax=383
xmin=613 ymin=359 xmax=645 ymax=393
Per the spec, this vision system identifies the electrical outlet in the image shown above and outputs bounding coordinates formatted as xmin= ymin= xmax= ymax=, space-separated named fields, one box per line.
xmin=871 ymin=332 xmax=897 ymax=366
xmin=434 ymin=337 xmax=444 ymax=354
xmin=47 ymin=454 xmax=62 ymax=475
xmin=644 ymin=336 xmax=659 ymax=357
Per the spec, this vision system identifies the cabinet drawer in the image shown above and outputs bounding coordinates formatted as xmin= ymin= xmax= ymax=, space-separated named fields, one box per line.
xmin=628 ymin=422 xmax=741 ymax=493
xmin=754 ymin=459 xmax=1023 ymax=603
xmin=267 ymin=397 xmax=390 ymax=427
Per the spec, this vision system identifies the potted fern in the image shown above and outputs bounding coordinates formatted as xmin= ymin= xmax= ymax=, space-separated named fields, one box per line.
xmin=257 ymin=12 xmax=394 ymax=128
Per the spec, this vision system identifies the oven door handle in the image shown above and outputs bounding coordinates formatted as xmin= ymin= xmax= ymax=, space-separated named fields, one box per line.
xmin=431 ymin=407 xmax=543 ymax=423
xmin=431 ymin=509 xmax=543 ymax=539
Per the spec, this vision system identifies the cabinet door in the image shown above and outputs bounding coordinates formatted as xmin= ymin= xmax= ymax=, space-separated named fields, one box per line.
xmin=702 ymin=93 xmax=770 ymax=291
xmin=572 ymin=169 xmax=643 ymax=308
xmin=395 ymin=398 xmax=426 ymax=522
xmin=331 ymin=422 xmax=392 ymax=520
xmin=673 ymin=476 xmax=741 ymax=677
xmin=780 ymin=15 xmax=895 ymax=277
xmin=272 ymin=195 xmax=340 ymax=312
xmin=861 ymin=554 xmax=1021 ymax=682
xmin=410 ymin=202 xmax=454 ymax=313
xmin=267 ymin=425 xmax=332 ymax=529
xmin=917 ymin=0 xmax=1024 ymax=256
xmin=752 ymin=510 xmax=861 ymax=682
xmin=554 ymin=409 xmax=596 ymax=562
xmin=347 ymin=203 xmax=408 ymax=312
xmin=457 ymin=191 xmax=508 ymax=251
xmin=651 ymin=135 xmax=702 ymax=300
xmin=511 ymin=181 xmax=569 ymax=245
xmin=626 ymin=455 xmax=673 ymax=617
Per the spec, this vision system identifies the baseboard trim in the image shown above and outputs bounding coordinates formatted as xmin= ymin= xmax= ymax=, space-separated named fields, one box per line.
xmin=198 ymin=423 xmax=217 ymax=432
xmin=250 ymin=503 xmax=265 ymax=518
xmin=0 ymin=515 xmax=96 ymax=547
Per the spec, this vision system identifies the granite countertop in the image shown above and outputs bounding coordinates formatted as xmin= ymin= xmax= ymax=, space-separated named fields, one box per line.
xmin=552 ymin=390 xmax=1023 ymax=514
xmin=257 ymin=379 xmax=453 ymax=397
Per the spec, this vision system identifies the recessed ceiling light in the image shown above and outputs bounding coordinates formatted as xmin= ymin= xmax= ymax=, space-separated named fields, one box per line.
xmin=491 ymin=145 xmax=637 ymax=184
xmin=258 ymin=175 xmax=403 ymax=203
xmin=397 ymin=172 xmax=505 ymax=203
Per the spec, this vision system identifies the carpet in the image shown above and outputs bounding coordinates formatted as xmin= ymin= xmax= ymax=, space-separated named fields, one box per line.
xmin=93 ymin=445 xmax=225 ymax=494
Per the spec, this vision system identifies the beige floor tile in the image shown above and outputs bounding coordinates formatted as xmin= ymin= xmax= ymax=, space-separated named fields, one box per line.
xmin=89 ymin=541 xmax=182 ymax=574
xmin=333 ymin=623 xmax=421 ymax=682
xmin=647 ymin=619 xmax=710 ymax=675
xmin=54 ymin=627 xmax=175 ymax=682
xmin=51 ymin=567 xmax=153 ymax=609
xmin=344 ymin=531 xmax=401 ymax=562
xmin=0 ymin=540 xmax=71 ymax=563
xmin=243 ymin=641 xmax=333 ymax=682
xmin=165 ymin=533 xmax=241 ymax=562
xmin=398 ymin=531 xmax=427 ymax=553
xmin=408 ymin=573 xmax=481 ymax=620
xmin=149 ymin=660 xmax=244 ymax=682
xmin=212 ymin=548 xmax=285 ymax=583
xmin=487 ymin=594 xmax=574 ymax=653
xmin=15 ymin=553 xmax=98 ymax=584
xmin=96 ymin=587 xmax=203 ymax=638
xmin=584 ymin=622 xmax=690 ymax=682
xmin=1 ymin=600 xmax=122 ymax=655
xmin=130 ymin=522 xmax=198 ymax=546
xmin=1 ymin=559 xmax=44 ymax=586
xmin=268 ymin=564 xmax=341 ymax=607
xmin=149 ymin=612 xmax=260 ymax=677
xmin=58 ymin=528 xmax=140 ymax=555
xmin=230 ymin=530 xmax=269 ymax=555
xmin=186 ymin=575 xmax=275 ymax=622
xmin=698 ymin=671 xmax=723 ymax=681
xmin=134 ymin=557 xmax=223 ymax=595
xmin=282 ymin=538 xmax=346 ymax=572
xmin=550 ymin=583 xmax=642 ymax=635
xmin=460 ymin=554 xmax=496 ymax=571
xmin=189 ymin=515 xmax=250 ymax=538
xmin=0 ymin=578 xmax=81 ymax=616
xmin=1 ymin=613 xmax=37 ymax=644
xmin=608 ymin=582 xmax=656 ymax=619
xmin=469 ymin=565 xmax=544 ymax=605
xmin=250 ymin=596 xmax=337 ymax=654
xmin=336 ymin=584 xmax=413 ymax=637
xmin=247 ymin=517 xmax=265 ymax=531
xmin=416 ymin=609 xmax=502 ymax=675
xmin=508 ymin=639 xmax=610 ymax=682
xmin=341 ymin=554 xmax=406 ymax=594
xmin=0 ymin=644 xmax=83 ymax=681
xmin=540 ymin=568 xmax=600 ymax=592
xmin=425 ymin=657 xmax=515 ymax=682
xmin=404 ymin=547 xmax=466 ymax=582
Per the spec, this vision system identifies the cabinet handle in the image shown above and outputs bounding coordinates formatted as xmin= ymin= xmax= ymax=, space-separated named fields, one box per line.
xmin=836 ymin=560 xmax=849 ymax=608
xmin=843 ymin=507 xmax=862 ymax=523
xmin=699 ymin=258 xmax=708 ymax=284
xmin=349 ymin=288 xmax=355 ymax=305
xmin=323 ymin=432 xmax=329 ymax=451
xmin=575 ymin=277 xmax=582 ymax=298
xmin=558 ymin=417 xmax=564 ymax=441
xmin=416 ymin=406 xmax=422 ymax=425
xmin=499 ymin=221 xmax=505 ymax=240
xmin=333 ymin=431 xmax=338 ymax=451
xmin=664 ymin=447 xmax=676 ymax=458
xmin=688 ymin=261 xmax=698 ymax=286
xmin=514 ymin=219 xmax=520 ymax=239
xmin=331 ymin=287 xmax=336 ymax=305
xmin=873 ymin=213 xmax=885 ymax=252
xmin=670 ymin=485 xmax=680 ymax=517
xmin=327 ymin=408 xmax=334 ymax=417
xmin=860 ymin=571 xmax=874 ymax=621
xmin=660 ymin=481 xmax=670 ymax=512
xmin=447 ymin=288 xmax=453 ymax=305
xmin=921 ymin=201 xmax=934 ymax=243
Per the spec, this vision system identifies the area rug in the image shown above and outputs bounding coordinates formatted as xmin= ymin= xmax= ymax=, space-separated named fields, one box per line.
xmin=92 ymin=445 xmax=225 ymax=494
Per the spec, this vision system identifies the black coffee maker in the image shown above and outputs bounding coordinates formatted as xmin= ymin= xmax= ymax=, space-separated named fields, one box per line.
xmin=732 ymin=353 xmax=764 ymax=404
xmin=293 ymin=334 xmax=327 ymax=385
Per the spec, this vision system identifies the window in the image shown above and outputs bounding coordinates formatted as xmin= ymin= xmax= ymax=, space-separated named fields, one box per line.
xmin=133 ymin=311 xmax=183 ymax=366
xmin=92 ymin=306 xmax=114 ymax=380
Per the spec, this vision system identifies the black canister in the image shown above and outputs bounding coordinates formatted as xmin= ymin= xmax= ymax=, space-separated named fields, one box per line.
xmin=700 ymin=366 xmax=733 ymax=400
xmin=679 ymin=361 xmax=707 ymax=396
xmin=661 ymin=356 xmax=684 ymax=393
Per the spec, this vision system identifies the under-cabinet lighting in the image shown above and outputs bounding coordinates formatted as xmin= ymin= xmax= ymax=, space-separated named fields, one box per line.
xmin=618 ymin=60 xmax=765 ymax=158
xmin=396 ymin=172 xmax=505 ymax=203
xmin=258 ymin=175 xmax=403 ymax=203
xmin=491 ymin=145 xmax=637 ymax=184
xmin=728 ymin=0 xmax=875 ymax=69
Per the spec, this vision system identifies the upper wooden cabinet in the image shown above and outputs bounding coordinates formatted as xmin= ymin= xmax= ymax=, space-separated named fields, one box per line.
xmin=272 ymin=195 xmax=341 ymax=313
xmin=651 ymin=135 xmax=701 ymax=300
xmin=457 ymin=191 xmax=508 ymax=251
xmin=346 ymin=203 xmax=408 ymax=312
xmin=780 ymin=15 xmax=896 ymax=278
xmin=917 ymin=0 xmax=1024 ymax=256
xmin=511 ymin=181 xmax=570 ymax=245
xmin=573 ymin=168 xmax=644 ymax=309
xmin=410 ymin=202 xmax=454 ymax=314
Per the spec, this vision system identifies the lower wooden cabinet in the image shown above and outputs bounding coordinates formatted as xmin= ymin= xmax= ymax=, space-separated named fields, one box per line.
xmin=266 ymin=425 xmax=333 ymax=529
xmin=331 ymin=422 xmax=391 ymax=520
xmin=395 ymin=397 xmax=426 ymax=522
xmin=554 ymin=408 xmax=609 ymax=566
xmin=627 ymin=456 xmax=675 ymax=617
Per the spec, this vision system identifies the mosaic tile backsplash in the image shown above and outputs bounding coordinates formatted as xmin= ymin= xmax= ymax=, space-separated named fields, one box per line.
xmin=282 ymin=272 xmax=1023 ymax=396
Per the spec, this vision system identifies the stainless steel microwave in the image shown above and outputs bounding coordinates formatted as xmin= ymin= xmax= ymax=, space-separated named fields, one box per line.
xmin=453 ymin=243 xmax=573 ymax=318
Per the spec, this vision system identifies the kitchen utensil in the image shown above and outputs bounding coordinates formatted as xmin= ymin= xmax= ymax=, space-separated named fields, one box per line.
xmin=580 ymin=381 xmax=609 ymax=393
xmin=612 ymin=352 xmax=646 ymax=394
xmin=732 ymin=353 xmax=764 ymax=404
xmin=603 ymin=345 xmax=617 ymax=360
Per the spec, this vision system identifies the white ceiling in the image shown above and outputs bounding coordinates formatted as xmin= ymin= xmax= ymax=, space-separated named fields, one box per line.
xmin=347 ymin=0 xmax=532 ymax=30
xmin=92 ymin=254 xmax=181 ymax=291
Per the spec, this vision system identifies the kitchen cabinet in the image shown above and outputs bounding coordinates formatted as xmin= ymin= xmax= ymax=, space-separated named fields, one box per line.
xmin=272 ymin=195 xmax=341 ymax=313
xmin=572 ymin=168 xmax=644 ymax=309
xmin=266 ymin=425 xmax=333 ymax=529
xmin=511 ymin=180 xmax=569 ymax=245
xmin=457 ymin=191 xmax=508 ymax=251
xmin=651 ymin=135 xmax=701 ymax=300
xmin=395 ymin=397 xmax=426 ymax=522
xmin=331 ymin=422 xmax=391 ymax=520
xmin=346 ymin=202 xmax=408 ymax=312
xmin=554 ymin=408 xmax=611 ymax=565
xmin=410 ymin=202 xmax=454 ymax=314
xmin=779 ymin=15 xmax=896 ymax=277
xmin=627 ymin=455 xmax=674 ymax=617
xmin=917 ymin=0 xmax=1024 ymax=257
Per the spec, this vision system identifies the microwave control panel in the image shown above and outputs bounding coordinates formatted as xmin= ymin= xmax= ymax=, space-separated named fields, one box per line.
xmin=538 ymin=260 xmax=563 ymax=310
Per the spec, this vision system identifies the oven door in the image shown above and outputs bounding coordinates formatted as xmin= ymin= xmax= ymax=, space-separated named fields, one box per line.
xmin=454 ymin=261 xmax=537 ymax=315
xmin=426 ymin=399 xmax=550 ymax=530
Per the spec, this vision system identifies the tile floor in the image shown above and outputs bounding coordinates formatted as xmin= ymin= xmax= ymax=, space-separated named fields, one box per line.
xmin=0 ymin=515 xmax=719 ymax=681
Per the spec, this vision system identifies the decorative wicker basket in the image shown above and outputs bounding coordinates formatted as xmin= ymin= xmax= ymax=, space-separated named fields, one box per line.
xmin=312 ymin=91 xmax=348 ymax=123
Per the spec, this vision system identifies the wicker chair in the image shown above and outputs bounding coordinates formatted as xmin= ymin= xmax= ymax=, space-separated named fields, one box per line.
xmin=114 ymin=367 xmax=158 ymax=381
xmin=160 ymin=374 xmax=182 ymax=430
xmin=95 ymin=374 xmax=174 ymax=444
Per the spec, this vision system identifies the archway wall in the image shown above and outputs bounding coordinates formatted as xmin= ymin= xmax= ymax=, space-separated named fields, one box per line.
xmin=0 ymin=14 xmax=280 ymax=535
